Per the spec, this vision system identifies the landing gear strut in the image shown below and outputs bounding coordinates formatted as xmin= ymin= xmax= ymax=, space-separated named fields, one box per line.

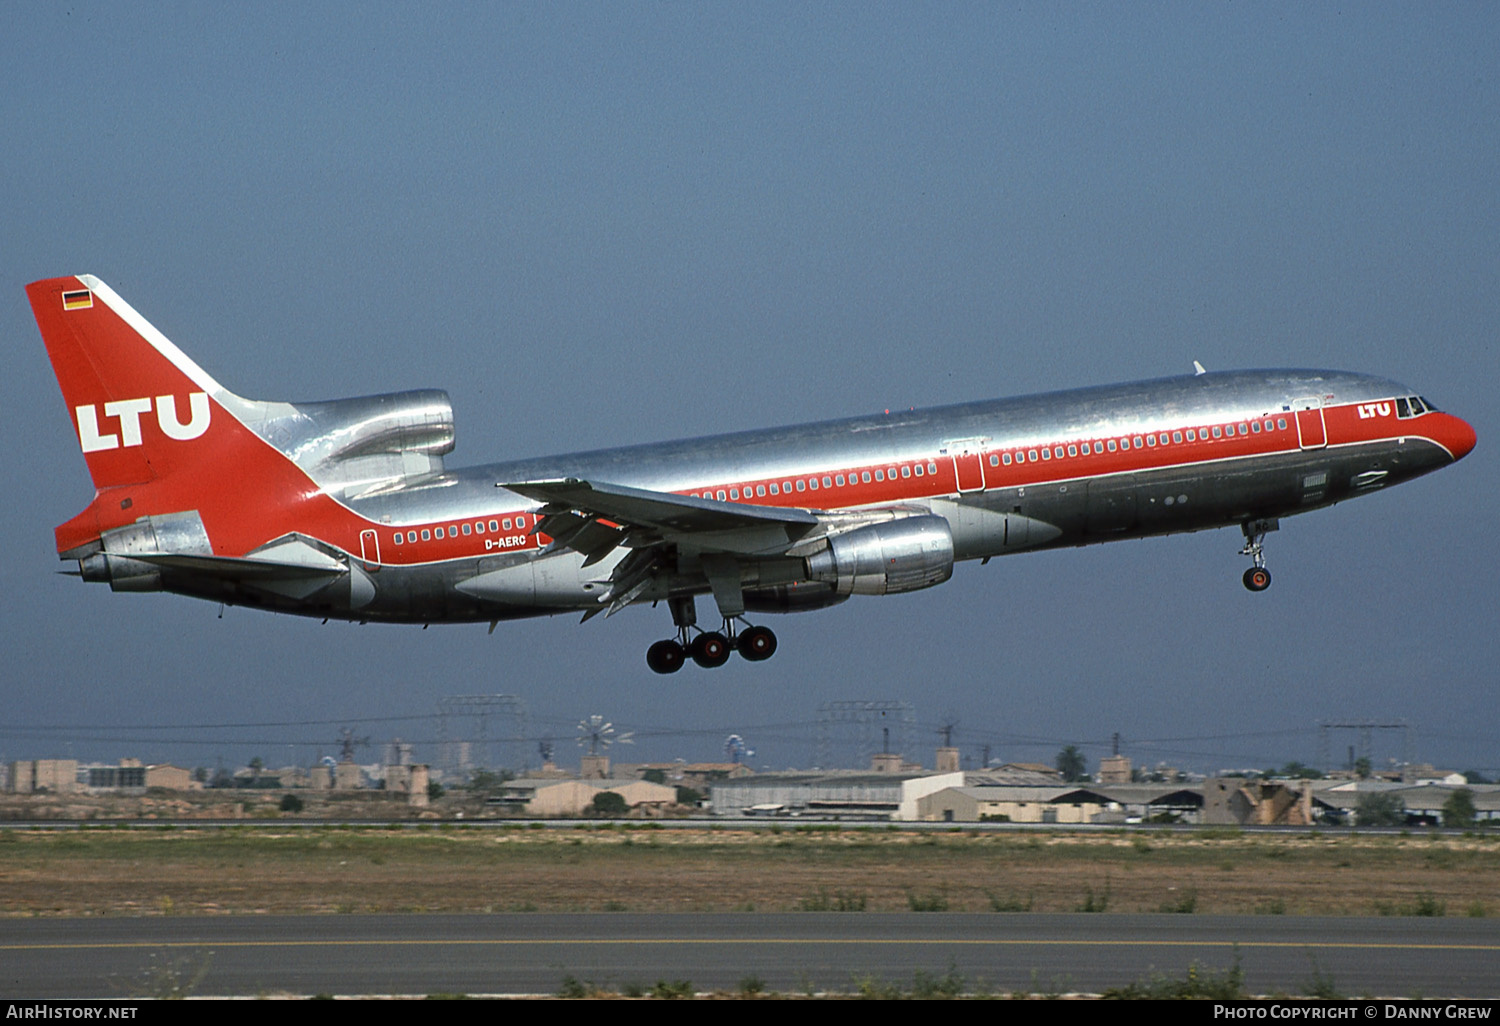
xmin=1239 ymin=519 xmax=1278 ymax=592
xmin=644 ymin=597 xmax=778 ymax=673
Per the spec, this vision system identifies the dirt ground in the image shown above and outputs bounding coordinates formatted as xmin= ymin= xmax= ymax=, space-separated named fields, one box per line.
xmin=1 ymin=814 xmax=1496 ymax=917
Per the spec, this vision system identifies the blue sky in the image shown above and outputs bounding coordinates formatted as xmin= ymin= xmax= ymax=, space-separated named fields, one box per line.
xmin=2 ymin=4 xmax=1495 ymax=777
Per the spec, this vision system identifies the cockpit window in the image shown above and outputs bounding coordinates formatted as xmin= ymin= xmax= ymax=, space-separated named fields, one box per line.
xmin=1397 ymin=395 xmax=1437 ymax=419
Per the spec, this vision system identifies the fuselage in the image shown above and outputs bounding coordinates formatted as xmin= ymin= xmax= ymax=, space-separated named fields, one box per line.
xmin=323 ymin=368 xmax=1472 ymax=623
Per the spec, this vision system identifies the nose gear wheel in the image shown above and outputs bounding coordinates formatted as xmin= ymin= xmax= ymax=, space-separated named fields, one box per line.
xmin=1238 ymin=518 xmax=1277 ymax=592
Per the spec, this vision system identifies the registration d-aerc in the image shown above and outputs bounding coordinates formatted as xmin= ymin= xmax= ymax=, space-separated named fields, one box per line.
xmin=28 ymin=275 xmax=1476 ymax=673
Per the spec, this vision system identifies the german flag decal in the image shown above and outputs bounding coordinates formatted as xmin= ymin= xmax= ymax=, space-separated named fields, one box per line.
xmin=62 ymin=289 xmax=93 ymax=310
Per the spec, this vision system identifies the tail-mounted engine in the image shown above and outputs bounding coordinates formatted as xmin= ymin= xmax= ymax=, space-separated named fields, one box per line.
xmin=77 ymin=511 xmax=212 ymax=592
xmin=804 ymin=514 xmax=954 ymax=596
xmin=257 ymin=389 xmax=456 ymax=499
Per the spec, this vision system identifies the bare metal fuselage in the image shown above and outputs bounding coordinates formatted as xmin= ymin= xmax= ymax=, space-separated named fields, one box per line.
xmin=276 ymin=368 xmax=1456 ymax=624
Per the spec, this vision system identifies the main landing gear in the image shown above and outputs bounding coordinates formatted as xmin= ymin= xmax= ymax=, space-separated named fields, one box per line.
xmin=645 ymin=596 xmax=778 ymax=674
xmin=1239 ymin=518 xmax=1278 ymax=592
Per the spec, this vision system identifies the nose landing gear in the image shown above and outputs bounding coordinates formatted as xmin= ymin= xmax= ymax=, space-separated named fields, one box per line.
xmin=1239 ymin=518 xmax=1278 ymax=592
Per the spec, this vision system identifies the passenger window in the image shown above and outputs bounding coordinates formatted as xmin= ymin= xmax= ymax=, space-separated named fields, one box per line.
xmin=823 ymin=476 xmax=833 ymax=488
xmin=462 ymin=523 xmax=471 ymax=535
xmin=1251 ymin=421 xmax=1261 ymax=433
xmin=448 ymin=526 xmax=458 ymax=538
xmin=1238 ymin=423 xmax=1248 ymax=435
xmin=393 ymin=533 xmax=404 ymax=544
xmin=1172 ymin=432 xmax=1182 ymax=444
xmin=1277 ymin=418 xmax=1287 ymax=430
xmin=835 ymin=475 xmax=845 ymax=486
xmin=769 ymin=483 xmax=779 ymax=495
xmin=1133 ymin=437 xmax=1143 ymax=448
xmin=516 ymin=516 xmax=526 ymax=529
xmin=1029 ymin=450 xmax=1039 ymax=462
xmin=502 ymin=518 xmax=512 ymax=530
xmin=862 ymin=471 xmax=871 ymax=483
xmin=475 ymin=521 xmax=485 ymax=534
xmin=874 ymin=470 xmax=884 ymax=481
xmin=914 ymin=465 xmax=924 ymax=477
xmin=796 ymin=480 xmax=806 ymax=492
xmin=902 ymin=466 xmax=912 ymax=477
xmin=1107 ymin=440 xmax=1117 ymax=452
xmin=809 ymin=478 xmax=819 ymax=490
xmin=1186 ymin=429 xmax=1195 ymax=442
xmin=1212 ymin=426 xmax=1222 ymax=438
xmin=989 ymin=455 xmax=999 ymax=466
xmin=716 ymin=490 xmax=726 ymax=500
xmin=1159 ymin=433 xmax=1169 ymax=445
xmin=927 ymin=462 xmax=937 ymax=475
xmin=1067 ymin=445 xmax=1077 ymax=457
xmin=421 ymin=529 xmax=431 ymax=541
xmin=756 ymin=485 xmax=765 ymax=497
xmin=1041 ymin=449 xmax=1051 ymax=461
xmin=489 ymin=520 xmax=499 ymax=532
xmin=782 ymin=481 xmax=792 ymax=492
xmin=1002 ymin=453 xmax=1012 ymax=465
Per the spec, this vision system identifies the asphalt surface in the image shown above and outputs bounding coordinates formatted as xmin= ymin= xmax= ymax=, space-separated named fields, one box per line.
xmin=3 ymin=913 xmax=1497 ymax=998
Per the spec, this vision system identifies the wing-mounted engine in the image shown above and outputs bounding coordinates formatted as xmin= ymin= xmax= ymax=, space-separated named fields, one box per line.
xmin=741 ymin=581 xmax=848 ymax=613
xmin=252 ymin=390 xmax=456 ymax=499
xmin=803 ymin=514 xmax=954 ymax=596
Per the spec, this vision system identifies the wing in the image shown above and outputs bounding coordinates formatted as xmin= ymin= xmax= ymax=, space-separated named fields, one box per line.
xmin=502 ymin=477 xmax=828 ymax=619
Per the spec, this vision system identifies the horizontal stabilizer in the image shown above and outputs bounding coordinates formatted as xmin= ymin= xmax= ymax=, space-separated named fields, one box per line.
xmin=131 ymin=552 xmax=347 ymax=580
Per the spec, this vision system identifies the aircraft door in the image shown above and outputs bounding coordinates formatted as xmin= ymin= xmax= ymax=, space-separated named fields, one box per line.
xmin=359 ymin=529 xmax=381 ymax=572
xmin=1294 ymin=397 xmax=1327 ymax=449
xmin=945 ymin=438 xmax=987 ymax=493
xmin=953 ymin=450 xmax=984 ymax=492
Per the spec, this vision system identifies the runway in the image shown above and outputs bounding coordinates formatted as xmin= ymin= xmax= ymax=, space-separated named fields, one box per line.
xmin=3 ymin=913 xmax=1498 ymax=998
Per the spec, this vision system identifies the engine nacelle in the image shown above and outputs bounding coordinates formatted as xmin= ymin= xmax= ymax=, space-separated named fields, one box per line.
xmin=78 ymin=511 xmax=212 ymax=592
xmin=741 ymin=581 xmax=850 ymax=613
xmin=259 ymin=389 xmax=456 ymax=497
xmin=804 ymin=515 xmax=954 ymax=597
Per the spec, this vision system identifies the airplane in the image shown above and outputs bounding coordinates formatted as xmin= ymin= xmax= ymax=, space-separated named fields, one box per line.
xmin=28 ymin=274 xmax=1476 ymax=674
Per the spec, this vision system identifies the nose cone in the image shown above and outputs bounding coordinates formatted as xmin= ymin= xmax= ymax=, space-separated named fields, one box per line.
xmin=1437 ymin=413 xmax=1477 ymax=461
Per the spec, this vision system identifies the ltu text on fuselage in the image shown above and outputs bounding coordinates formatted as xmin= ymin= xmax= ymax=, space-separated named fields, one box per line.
xmin=28 ymin=275 xmax=1476 ymax=673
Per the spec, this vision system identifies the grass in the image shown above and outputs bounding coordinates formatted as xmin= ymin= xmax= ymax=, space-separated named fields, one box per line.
xmin=1158 ymin=889 xmax=1198 ymax=914
xmin=1 ymin=825 xmax=1497 ymax=916
xmin=1101 ymin=958 xmax=1245 ymax=1000
xmin=799 ymin=889 xmax=868 ymax=911
xmin=906 ymin=890 xmax=950 ymax=911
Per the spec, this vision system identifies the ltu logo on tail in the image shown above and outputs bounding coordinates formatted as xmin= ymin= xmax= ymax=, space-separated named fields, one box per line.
xmin=75 ymin=393 xmax=211 ymax=452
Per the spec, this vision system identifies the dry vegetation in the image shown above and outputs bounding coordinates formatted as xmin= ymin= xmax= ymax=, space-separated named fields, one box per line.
xmin=1 ymin=822 xmax=1496 ymax=918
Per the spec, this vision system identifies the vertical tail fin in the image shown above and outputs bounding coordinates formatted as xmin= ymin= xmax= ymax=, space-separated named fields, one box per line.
xmin=27 ymin=275 xmax=231 ymax=492
xmin=27 ymin=275 xmax=317 ymax=557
